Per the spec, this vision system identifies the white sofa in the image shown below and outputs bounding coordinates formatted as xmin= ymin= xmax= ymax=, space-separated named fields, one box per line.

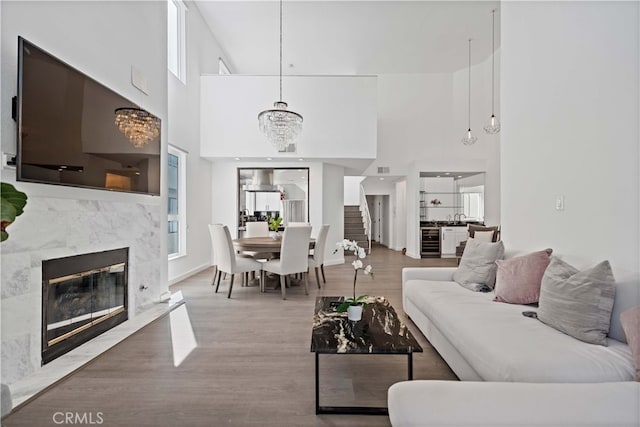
xmin=388 ymin=257 xmax=639 ymax=426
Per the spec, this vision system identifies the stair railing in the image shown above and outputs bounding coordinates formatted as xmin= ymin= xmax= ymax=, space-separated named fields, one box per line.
xmin=359 ymin=184 xmax=372 ymax=254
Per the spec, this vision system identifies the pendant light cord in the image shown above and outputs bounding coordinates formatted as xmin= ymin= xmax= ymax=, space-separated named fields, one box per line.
xmin=468 ymin=38 xmax=472 ymax=130
xmin=279 ymin=0 xmax=283 ymax=102
xmin=491 ymin=9 xmax=495 ymax=116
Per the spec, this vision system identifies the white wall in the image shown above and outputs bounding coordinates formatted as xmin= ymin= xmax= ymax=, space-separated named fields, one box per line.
xmin=501 ymin=1 xmax=639 ymax=276
xmin=167 ymin=2 xmax=229 ymax=284
xmin=322 ymin=163 xmax=345 ymax=265
xmin=0 ymin=0 xmax=167 ymax=386
xmin=343 ymin=176 xmax=364 ymax=205
xmin=394 ymin=179 xmax=407 ymax=251
xmin=200 ymin=75 xmax=377 ymax=160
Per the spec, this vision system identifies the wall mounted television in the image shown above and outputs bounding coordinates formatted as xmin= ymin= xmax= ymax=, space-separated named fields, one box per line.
xmin=16 ymin=36 xmax=161 ymax=196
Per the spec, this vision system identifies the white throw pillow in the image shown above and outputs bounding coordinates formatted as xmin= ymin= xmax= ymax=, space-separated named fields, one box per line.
xmin=473 ymin=230 xmax=494 ymax=242
xmin=453 ymin=237 xmax=505 ymax=290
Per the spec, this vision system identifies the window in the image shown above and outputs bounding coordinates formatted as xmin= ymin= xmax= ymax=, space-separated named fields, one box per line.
xmin=168 ymin=145 xmax=187 ymax=259
xmin=168 ymin=0 xmax=187 ymax=83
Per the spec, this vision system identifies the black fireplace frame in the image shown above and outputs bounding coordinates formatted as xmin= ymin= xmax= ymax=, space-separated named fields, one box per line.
xmin=41 ymin=248 xmax=129 ymax=365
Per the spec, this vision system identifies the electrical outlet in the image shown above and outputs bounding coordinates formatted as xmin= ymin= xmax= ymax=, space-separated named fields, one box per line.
xmin=555 ymin=195 xmax=564 ymax=211
xmin=3 ymin=153 xmax=16 ymax=169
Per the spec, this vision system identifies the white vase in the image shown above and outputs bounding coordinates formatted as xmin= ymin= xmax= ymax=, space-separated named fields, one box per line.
xmin=347 ymin=304 xmax=363 ymax=321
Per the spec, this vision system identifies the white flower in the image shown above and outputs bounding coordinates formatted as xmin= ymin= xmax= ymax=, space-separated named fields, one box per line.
xmin=352 ymin=260 xmax=363 ymax=270
xmin=363 ymin=265 xmax=373 ymax=275
xmin=358 ymin=247 xmax=366 ymax=259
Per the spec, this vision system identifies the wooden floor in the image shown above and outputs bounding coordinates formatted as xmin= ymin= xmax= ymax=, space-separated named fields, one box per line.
xmin=4 ymin=245 xmax=458 ymax=427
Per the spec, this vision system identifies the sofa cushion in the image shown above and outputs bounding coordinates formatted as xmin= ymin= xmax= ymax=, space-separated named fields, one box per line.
xmin=453 ymin=238 xmax=504 ymax=289
xmin=494 ymin=249 xmax=553 ymax=304
xmin=620 ymin=306 xmax=640 ymax=381
xmin=403 ymin=279 xmax=635 ymax=382
xmin=388 ymin=381 xmax=640 ymax=427
xmin=538 ymin=258 xmax=615 ymax=346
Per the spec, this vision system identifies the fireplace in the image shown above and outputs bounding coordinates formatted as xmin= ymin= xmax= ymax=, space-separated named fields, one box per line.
xmin=42 ymin=248 xmax=128 ymax=364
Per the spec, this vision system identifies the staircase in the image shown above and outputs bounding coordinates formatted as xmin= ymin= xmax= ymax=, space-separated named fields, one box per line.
xmin=344 ymin=205 xmax=369 ymax=249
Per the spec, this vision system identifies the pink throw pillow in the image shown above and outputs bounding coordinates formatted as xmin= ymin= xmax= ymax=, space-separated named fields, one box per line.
xmin=494 ymin=249 xmax=553 ymax=304
xmin=620 ymin=307 xmax=640 ymax=381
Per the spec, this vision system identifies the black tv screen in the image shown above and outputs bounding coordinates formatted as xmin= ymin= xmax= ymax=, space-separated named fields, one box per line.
xmin=16 ymin=37 xmax=161 ymax=196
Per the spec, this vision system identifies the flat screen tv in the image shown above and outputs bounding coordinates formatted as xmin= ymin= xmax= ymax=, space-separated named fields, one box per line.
xmin=16 ymin=37 xmax=161 ymax=196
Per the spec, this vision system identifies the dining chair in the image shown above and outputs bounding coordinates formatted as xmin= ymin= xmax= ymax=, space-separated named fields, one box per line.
xmin=208 ymin=224 xmax=222 ymax=286
xmin=245 ymin=221 xmax=269 ymax=237
xmin=261 ymin=225 xmax=311 ymax=300
xmin=243 ymin=221 xmax=272 ymax=261
xmin=308 ymin=224 xmax=330 ymax=288
xmin=212 ymin=224 xmax=263 ymax=298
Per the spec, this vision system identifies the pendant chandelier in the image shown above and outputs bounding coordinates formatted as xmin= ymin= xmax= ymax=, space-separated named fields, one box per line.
xmin=484 ymin=9 xmax=501 ymax=134
xmin=258 ymin=0 xmax=303 ymax=152
xmin=114 ymin=107 xmax=160 ymax=148
xmin=462 ymin=39 xmax=477 ymax=145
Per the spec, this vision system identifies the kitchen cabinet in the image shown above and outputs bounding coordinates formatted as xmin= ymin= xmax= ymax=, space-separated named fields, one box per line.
xmin=254 ymin=192 xmax=281 ymax=211
xmin=441 ymin=226 xmax=468 ymax=257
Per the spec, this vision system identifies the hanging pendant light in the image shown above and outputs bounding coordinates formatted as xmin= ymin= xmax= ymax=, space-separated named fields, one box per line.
xmin=462 ymin=39 xmax=477 ymax=145
xmin=258 ymin=0 xmax=303 ymax=152
xmin=484 ymin=9 xmax=501 ymax=134
xmin=114 ymin=107 xmax=160 ymax=148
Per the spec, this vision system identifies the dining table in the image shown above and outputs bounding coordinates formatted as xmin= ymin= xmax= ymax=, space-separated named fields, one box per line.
xmin=233 ymin=236 xmax=315 ymax=254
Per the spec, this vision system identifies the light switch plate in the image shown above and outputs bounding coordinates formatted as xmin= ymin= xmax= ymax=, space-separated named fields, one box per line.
xmin=555 ymin=195 xmax=565 ymax=211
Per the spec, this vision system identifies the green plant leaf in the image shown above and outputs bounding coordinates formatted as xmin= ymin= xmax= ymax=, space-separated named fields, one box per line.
xmin=0 ymin=231 xmax=8 ymax=242
xmin=335 ymin=302 xmax=351 ymax=312
xmin=1 ymin=183 xmax=27 ymax=217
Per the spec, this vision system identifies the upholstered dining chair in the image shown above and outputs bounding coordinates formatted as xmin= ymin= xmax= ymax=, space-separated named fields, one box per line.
xmin=261 ymin=225 xmax=311 ymax=300
xmin=245 ymin=221 xmax=269 ymax=237
xmin=243 ymin=221 xmax=272 ymax=261
xmin=208 ymin=224 xmax=222 ymax=286
xmin=211 ymin=224 xmax=263 ymax=298
xmin=308 ymin=224 xmax=330 ymax=288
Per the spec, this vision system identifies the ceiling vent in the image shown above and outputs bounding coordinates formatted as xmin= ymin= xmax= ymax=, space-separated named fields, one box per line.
xmin=377 ymin=166 xmax=390 ymax=174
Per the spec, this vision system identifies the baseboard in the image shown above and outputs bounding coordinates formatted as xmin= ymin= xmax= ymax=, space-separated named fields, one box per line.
xmin=405 ymin=251 xmax=421 ymax=260
xmin=168 ymin=263 xmax=211 ymax=286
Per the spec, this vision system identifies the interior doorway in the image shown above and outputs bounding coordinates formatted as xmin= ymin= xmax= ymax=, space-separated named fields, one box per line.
xmin=366 ymin=195 xmax=390 ymax=247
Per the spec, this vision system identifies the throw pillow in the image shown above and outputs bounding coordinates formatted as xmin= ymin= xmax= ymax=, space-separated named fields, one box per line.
xmin=468 ymin=225 xmax=499 ymax=242
xmin=474 ymin=231 xmax=494 ymax=243
xmin=494 ymin=249 xmax=553 ymax=304
xmin=452 ymin=237 xmax=505 ymax=290
xmin=620 ymin=307 xmax=640 ymax=381
xmin=538 ymin=258 xmax=615 ymax=346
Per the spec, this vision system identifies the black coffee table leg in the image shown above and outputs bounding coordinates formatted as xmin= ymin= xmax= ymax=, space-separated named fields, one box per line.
xmin=316 ymin=353 xmax=417 ymax=416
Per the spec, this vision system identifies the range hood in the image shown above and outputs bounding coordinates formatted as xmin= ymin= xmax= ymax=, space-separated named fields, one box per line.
xmin=242 ymin=169 xmax=280 ymax=192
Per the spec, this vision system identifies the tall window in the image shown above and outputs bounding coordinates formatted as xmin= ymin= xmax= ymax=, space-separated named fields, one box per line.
xmin=168 ymin=0 xmax=187 ymax=83
xmin=168 ymin=146 xmax=187 ymax=259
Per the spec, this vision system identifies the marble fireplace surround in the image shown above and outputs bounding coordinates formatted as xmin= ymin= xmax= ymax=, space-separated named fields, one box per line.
xmin=1 ymin=196 xmax=167 ymax=407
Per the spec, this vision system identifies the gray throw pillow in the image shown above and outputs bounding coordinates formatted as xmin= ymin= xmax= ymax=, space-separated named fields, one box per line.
xmin=538 ymin=257 xmax=615 ymax=346
xmin=453 ymin=238 xmax=505 ymax=290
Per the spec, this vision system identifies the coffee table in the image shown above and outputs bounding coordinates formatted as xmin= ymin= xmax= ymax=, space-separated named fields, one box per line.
xmin=310 ymin=296 xmax=422 ymax=415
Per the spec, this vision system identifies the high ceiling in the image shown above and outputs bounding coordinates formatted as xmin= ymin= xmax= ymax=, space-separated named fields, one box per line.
xmin=196 ymin=1 xmax=501 ymax=75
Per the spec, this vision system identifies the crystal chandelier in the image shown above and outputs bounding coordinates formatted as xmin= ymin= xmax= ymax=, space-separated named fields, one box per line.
xmin=462 ymin=39 xmax=478 ymax=145
xmin=258 ymin=0 xmax=303 ymax=152
xmin=114 ymin=107 xmax=160 ymax=148
xmin=484 ymin=9 xmax=501 ymax=134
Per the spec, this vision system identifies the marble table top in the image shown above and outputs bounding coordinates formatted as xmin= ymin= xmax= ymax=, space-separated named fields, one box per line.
xmin=310 ymin=296 xmax=423 ymax=354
